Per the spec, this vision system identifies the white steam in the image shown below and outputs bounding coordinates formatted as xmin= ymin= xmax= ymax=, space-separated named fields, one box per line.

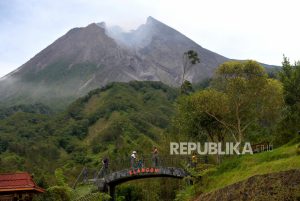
xmin=97 ymin=20 xmax=155 ymax=49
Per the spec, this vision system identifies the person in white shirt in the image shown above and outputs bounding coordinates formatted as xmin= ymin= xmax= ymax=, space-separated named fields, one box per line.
xmin=131 ymin=151 xmax=137 ymax=168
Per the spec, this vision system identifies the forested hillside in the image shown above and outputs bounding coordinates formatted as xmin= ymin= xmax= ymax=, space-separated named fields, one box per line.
xmin=0 ymin=81 xmax=177 ymax=188
xmin=0 ymin=59 xmax=299 ymax=201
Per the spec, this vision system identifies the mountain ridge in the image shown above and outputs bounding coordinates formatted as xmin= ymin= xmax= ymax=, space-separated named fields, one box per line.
xmin=0 ymin=16 xmax=275 ymax=108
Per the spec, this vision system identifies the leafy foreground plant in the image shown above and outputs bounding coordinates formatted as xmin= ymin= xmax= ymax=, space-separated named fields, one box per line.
xmin=175 ymin=142 xmax=300 ymax=201
xmin=73 ymin=193 xmax=110 ymax=201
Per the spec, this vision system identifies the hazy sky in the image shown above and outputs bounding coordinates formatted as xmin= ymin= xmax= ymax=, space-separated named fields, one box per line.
xmin=0 ymin=0 xmax=299 ymax=77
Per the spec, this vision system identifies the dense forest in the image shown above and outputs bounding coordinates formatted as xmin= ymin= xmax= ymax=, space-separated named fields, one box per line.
xmin=0 ymin=59 xmax=299 ymax=200
xmin=0 ymin=81 xmax=180 ymax=200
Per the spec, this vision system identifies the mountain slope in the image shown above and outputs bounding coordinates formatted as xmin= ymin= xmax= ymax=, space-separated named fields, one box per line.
xmin=175 ymin=141 xmax=300 ymax=200
xmin=0 ymin=17 xmax=229 ymax=108
xmin=0 ymin=81 xmax=177 ymax=186
xmin=195 ymin=169 xmax=300 ymax=201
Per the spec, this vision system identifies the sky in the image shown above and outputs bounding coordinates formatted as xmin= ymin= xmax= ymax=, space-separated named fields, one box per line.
xmin=0 ymin=0 xmax=299 ymax=77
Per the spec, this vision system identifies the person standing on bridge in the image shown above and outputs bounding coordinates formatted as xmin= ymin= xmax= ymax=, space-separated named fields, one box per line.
xmin=83 ymin=166 xmax=88 ymax=183
xmin=191 ymin=152 xmax=198 ymax=168
xmin=131 ymin=151 xmax=137 ymax=168
xmin=102 ymin=157 xmax=109 ymax=176
xmin=152 ymin=146 xmax=159 ymax=167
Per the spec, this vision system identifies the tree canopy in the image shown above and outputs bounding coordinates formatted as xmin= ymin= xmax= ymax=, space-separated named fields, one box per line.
xmin=181 ymin=50 xmax=200 ymax=94
xmin=175 ymin=60 xmax=284 ymax=144
xmin=276 ymin=56 xmax=300 ymax=143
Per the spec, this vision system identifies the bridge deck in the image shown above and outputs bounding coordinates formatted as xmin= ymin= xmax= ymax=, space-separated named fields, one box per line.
xmin=99 ymin=167 xmax=188 ymax=185
xmin=73 ymin=154 xmax=206 ymax=190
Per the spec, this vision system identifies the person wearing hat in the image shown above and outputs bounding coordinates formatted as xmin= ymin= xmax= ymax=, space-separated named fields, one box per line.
xmin=131 ymin=151 xmax=137 ymax=168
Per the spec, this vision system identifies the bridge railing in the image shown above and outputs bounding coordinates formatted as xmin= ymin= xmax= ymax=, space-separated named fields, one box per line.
xmin=73 ymin=154 xmax=208 ymax=187
xmin=106 ymin=154 xmax=206 ymax=172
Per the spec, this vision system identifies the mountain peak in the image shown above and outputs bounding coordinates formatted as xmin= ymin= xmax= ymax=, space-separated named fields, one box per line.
xmin=85 ymin=22 xmax=104 ymax=30
xmin=146 ymin=16 xmax=155 ymax=22
xmin=0 ymin=16 xmax=231 ymax=107
xmin=96 ymin=22 xmax=106 ymax=29
xmin=146 ymin=16 xmax=160 ymax=24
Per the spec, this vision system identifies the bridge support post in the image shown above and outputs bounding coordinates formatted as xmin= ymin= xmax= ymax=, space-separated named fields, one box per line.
xmin=109 ymin=184 xmax=115 ymax=201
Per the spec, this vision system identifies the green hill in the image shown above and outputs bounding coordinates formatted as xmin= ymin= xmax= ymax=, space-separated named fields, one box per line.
xmin=175 ymin=140 xmax=300 ymax=200
xmin=0 ymin=78 xmax=299 ymax=201
xmin=0 ymin=81 xmax=178 ymax=188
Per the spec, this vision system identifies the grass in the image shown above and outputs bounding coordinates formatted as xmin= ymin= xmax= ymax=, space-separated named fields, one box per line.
xmin=72 ymin=184 xmax=111 ymax=201
xmin=83 ymin=90 xmax=108 ymax=116
xmin=73 ymin=184 xmax=95 ymax=197
xmin=85 ymin=118 xmax=109 ymax=145
xmin=198 ymin=142 xmax=300 ymax=193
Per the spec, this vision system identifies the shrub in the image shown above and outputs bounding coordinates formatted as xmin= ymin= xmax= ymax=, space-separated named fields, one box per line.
xmin=34 ymin=186 xmax=73 ymax=201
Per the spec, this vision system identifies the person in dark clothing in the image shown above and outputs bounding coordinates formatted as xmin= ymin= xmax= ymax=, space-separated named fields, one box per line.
xmin=102 ymin=157 xmax=109 ymax=176
xmin=152 ymin=146 xmax=159 ymax=167
xmin=83 ymin=167 xmax=88 ymax=183
xmin=103 ymin=158 xmax=109 ymax=168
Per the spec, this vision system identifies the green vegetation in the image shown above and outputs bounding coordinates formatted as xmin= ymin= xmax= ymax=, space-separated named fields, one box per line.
xmin=181 ymin=50 xmax=200 ymax=94
xmin=0 ymin=62 xmax=102 ymax=110
xmin=175 ymin=142 xmax=300 ymax=200
xmin=0 ymin=58 xmax=300 ymax=200
xmin=0 ymin=81 xmax=179 ymax=200
xmin=201 ymin=143 xmax=300 ymax=192
xmin=174 ymin=58 xmax=300 ymax=200
xmin=0 ymin=103 xmax=53 ymax=119
xmin=175 ymin=60 xmax=284 ymax=146
xmin=275 ymin=57 xmax=300 ymax=144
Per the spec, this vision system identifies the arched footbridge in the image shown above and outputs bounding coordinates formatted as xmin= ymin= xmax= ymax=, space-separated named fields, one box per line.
xmin=74 ymin=155 xmax=207 ymax=201
xmin=95 ymin=167 xmax=188 ymax=200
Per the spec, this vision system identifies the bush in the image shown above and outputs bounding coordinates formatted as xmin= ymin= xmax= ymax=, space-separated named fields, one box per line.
xmin=116 ymin=185 xmax=144 ymax=201
xmin=92 ymin=144 xmax=102 ymax=154
xmin=73 ymin=193 xmax=110 ymax=201
xmin=72 ymin=152 xmax=92 ymax=164
xmin=34 ymin=186 xmax=73 ymax=201
xmin=0 ymin=138 xmax=8 ymax=153
xmin=55 ymin=168 xmax=66 ymax=186
xmin=214 ymin=157 xmax=241 ymax=175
